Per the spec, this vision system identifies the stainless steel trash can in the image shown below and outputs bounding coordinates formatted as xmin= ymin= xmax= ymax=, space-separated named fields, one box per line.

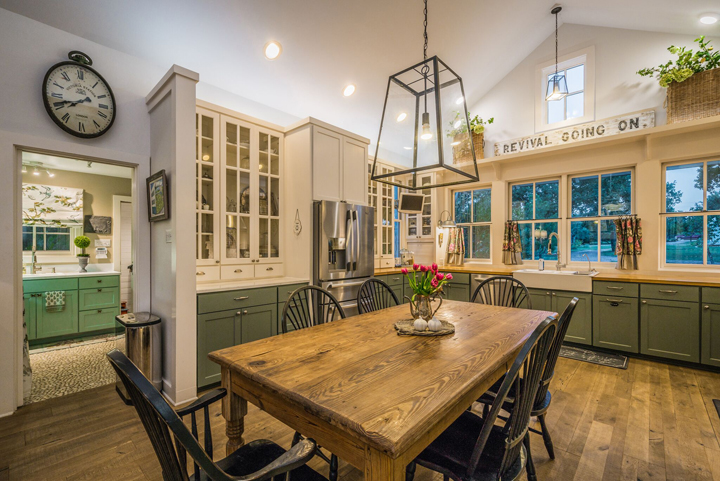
xmin=115 ymin=312 xmax=161 ymax=404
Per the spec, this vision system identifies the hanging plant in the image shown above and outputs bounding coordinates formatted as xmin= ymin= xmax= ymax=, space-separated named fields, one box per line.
xmin=637 ymin=36 xmax=720 ymax=87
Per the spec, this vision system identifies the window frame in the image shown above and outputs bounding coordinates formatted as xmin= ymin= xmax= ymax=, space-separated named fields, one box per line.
xmin=661 ymin=158 xmax=720 ymax=269
xmin=22 ymin=225 xmax=82 ymax=261
xmin=452 ymin=186 xmax=492 ymax=262
xmin=509 ymin=177 xmax=562 ymax=262
xmin=535 ymin=46 xmax=596 ymax=133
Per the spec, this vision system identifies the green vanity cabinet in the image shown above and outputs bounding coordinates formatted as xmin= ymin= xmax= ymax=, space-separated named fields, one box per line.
xmin=24 ymin=293 xmax=37 ymax=340
xmin=592 ymin=296 xmax=639 ymax=353
xmin=79 ymin=287 xmax=120 ymax=311
xmin=528 ymin=289 xmax=592 ymax=345
xmin=640 ymin=298 xmax=700 ymax=363
xmin=35 ymin=290 xmax=79 ymax=339
xmin=79 ymin=307 xmax=120 ymax=333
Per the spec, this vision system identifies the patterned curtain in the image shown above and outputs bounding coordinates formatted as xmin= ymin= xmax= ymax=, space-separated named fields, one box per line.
xmin=22 ymin=183 xmax=83 ymax=226
xmin=502 ymin=221 xmax=523 ymax=265
xmin=614 ymin=216 xmax=642 ymax=270
xmin=445 ymin=227 xmax=465 ymax=266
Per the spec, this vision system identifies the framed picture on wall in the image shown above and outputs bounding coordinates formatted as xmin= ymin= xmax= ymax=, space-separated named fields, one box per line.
xmin=146 ymin=170 xmax=169 ymax=222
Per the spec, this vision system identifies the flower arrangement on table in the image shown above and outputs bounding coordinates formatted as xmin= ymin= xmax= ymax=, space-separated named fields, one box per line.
xmin=401 ymin=263 xmax=453 ymax=332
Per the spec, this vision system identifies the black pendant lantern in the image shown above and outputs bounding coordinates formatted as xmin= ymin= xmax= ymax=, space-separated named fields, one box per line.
xmin=545 ymin=5 xmax=568 ymax=101
xmin=371 ymin=0 xmax=478 ymax=190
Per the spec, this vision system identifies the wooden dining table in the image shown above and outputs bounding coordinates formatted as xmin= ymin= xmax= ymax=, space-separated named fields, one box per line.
xmin=209 ymin=300 xmax=556 ymax=480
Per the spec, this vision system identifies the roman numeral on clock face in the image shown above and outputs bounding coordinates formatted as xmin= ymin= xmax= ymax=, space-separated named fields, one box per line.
xmin=97 ymin=95 xmax=107 ymax=99
xmin=93 ymin=120 xmax=101 ymax=129
xmin=52 ymin=82 xmax=64 ymax=90
xmin=51 ymin=92 xmax=63 ymax=99
xmin=77 ymin=69 xmax=84 ymax=80
xmin=53 ymin=102 xmax=65 ymax=110
xmin=61 ymin=113 xmax=70 ymax=123
xmin=60 ymin=72 xmax=71 ymax=82
xmin=99 ymin=104 xmax=108 ymax=109
xmin=78 ymin=122 xmax=85 ymax=133
xmin=98 ymin=111 xmax=108 ymax=119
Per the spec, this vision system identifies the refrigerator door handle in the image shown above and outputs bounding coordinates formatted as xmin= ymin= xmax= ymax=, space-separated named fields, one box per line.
xmin=345 ymin=211 xmax=354 ymax=271
xmin=353 ymin=210 xmax=359 ymax=271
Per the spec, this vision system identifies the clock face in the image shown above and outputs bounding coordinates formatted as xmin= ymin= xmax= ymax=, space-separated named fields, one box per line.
xmin=42 ymin=62 xmax=116 ymax=138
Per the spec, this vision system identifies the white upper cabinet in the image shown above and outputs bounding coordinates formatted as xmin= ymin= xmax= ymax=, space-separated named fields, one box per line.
xmin=311 ymin=124 xmax=368 ymax=204
xmin=196 ymin=108 xmax=221 ymax=267
xmin=341 ymin=137 xmax=368 ymax=205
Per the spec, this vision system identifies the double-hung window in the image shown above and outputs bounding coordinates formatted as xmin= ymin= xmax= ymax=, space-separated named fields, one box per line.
xmin=453 ymin=188 xmax=491 ymax=260
xmin=663 ymin=160 xmax=720 ymax=265
xmin=22 ymin=226 xmax=74 ymax=253
xmin=569 ymin=171 xmax=632 ymax=263
xmin=510 ymin=180 xmax=560 ymax=260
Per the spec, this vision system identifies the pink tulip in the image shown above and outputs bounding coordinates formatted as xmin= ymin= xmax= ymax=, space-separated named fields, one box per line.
xmin=436 ymin=273 xmax=445 ymax=281
xmin=401 ymin=268 xmax=408 ymax=275
xmin=446 ymin=273 xmax=453 ymax=280
xmin=413 ymin=263 xmax=419 ymax=271
xmin=431 ymin=277 xmax=439 ymax=288
xmin=431 ymin=263 xmax=438 ymax=273
xmin=420 ymin=265 xmax=428 ymax=272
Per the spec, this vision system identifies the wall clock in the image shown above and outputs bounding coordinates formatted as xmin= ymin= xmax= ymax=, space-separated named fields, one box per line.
xmin=42 ymin=51 xmax=116 ymax=138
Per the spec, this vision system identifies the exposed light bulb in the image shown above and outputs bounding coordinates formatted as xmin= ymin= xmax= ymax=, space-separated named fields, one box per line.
xmin=396 ymin=112 xmax=407 ymax=122
xmin=202 ymin=154 xmax=210 ymax=161
xmin=264 ymin=41 xmax=282 ymax=60
xmin=455 ymin=97 xmax=464 ymax=105
xmin=343 ymin=84 xmax=356 ymax=97
xmin=420 ymin=112 xmax=432 ymax=140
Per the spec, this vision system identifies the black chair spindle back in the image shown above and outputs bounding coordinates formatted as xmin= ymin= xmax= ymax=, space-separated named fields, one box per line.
xmin=281 ymin=286 xmax=345 ymax=334
xmin=357 ymin=278 xmax=399 ymax=314
xmin=471 ymin=276 xmax=532 ymax=309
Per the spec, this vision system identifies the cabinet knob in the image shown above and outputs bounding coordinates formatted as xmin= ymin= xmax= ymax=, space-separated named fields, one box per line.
xmin=552 ymin=292 xmax=556 ymax=296
xmin=243 ymin=310 xmax=248 ymax=315
xmin=97 ymin=310 xmax=102 ymax=313
xmin=642 ymin=300 xmax=647 ymax=304
xmin=705 ymin=305 xmax=710 ymax=309
xmin=215 ymin=260 xmax=220 ymax=264
xmin=97 ymin=279 xmax=102 ymax=283
xmin=234 ymin=269 xmax=243 ymax=273
xmin=97 ymin=289 xmax=102 ymax=292
xmin=546 ymin=292 xmax=550 ymax=295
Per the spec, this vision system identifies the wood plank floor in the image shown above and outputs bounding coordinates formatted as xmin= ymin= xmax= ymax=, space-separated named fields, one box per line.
xmin=1 ymin=357 xmax=720 ymax=480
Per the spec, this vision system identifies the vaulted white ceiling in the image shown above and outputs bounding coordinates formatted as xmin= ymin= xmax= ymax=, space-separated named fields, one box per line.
xmin=1 ymin=0 xmax=719 ymax=142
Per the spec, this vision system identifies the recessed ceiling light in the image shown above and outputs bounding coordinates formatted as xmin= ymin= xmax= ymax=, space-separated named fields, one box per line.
xmin=700 ymin=13 xmax=719 ymax=25
xmin=343 ymin=84 xmax=356 ymax=97
xmin=46 ymin=169 xmax=55 ymax=178
xmin=396 ymin=112 xmax=407 ymax=122
xmin=264 ymin=41 xmax=282 ymax=60
xmin=455 ymin=97 xmax=464 ymax=105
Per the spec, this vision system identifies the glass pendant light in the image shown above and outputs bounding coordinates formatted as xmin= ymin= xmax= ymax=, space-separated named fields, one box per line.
xmin=371 ymin=0 xmax=479 ymax=190
xmin=546 ymin=5 xmax=568 ymax=101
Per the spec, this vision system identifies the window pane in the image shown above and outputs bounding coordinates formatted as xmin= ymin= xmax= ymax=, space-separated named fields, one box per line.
xmin=708 ymin=161 xmax=720 ymax=211
xmin=571 ymin=175 xmax=599 ymax=217
xmin=709 ymin=215 xmax=720 ymax=265
xmin=46 ymin=234 xmax=70 ymax=251
xmin=472 ymin=188 xmax=491 ymax=223
xmin=36 ymin=231 xmax=44 ymax=250
xmin=570 ymin=220 xmax=598 ymax=262
xmin=46 ymin=227 xmax=70 ymax=233
xmin=394 ymin=221 xmax=400 ymax=256
xmin=566 ymin=65 xmax=584 ymax=93
xmin=472 ymin=225 xmax=490 ymax=259
xmin=666 ymin=216 xmax=703 ymax=264
xmin=512 ymin=184 xmax=533 ymax=220
xmin=22 ymin=228 xmax=33 ymax=251
xmin=566 ymin=92 xmax=584 ymax=119
xmin=601 ymin=171 xmax=632 ymax=216
xmin=548 ymin=98 xmax=565 ymax=124
xmin=535 ymin=181 xmax=559 ymax=219
xmin=600 ymin=220 xmax=618 ymax=263
xmin=462 ymin=226 xmax=470 ymax=259
xmin=535 ymin=222 xmax=558 ymax=260
xmin=666 ymin=163 xmax=703 ymax=212
xmin=454 ymin=191 xmax=471 ymax=224
xmin=518 ymin=224 xmax=533 ymax=260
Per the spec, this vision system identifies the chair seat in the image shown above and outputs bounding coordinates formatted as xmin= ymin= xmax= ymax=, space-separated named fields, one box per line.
xmin=477 ymin=375 xmax=552 ymax=416
xmin=415 ymin=411 xmax=526 ymax=481
xmin=190 ymin=439 xmax=327 ymax=481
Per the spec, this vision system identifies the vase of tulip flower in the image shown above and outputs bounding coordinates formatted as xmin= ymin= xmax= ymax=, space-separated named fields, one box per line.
xmin=402 ymin=263 xmax=453 ymax=331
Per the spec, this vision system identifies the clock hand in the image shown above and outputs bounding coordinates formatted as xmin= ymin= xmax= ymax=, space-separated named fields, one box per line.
xmin=69 ymin=97 xmax=92 ymax=107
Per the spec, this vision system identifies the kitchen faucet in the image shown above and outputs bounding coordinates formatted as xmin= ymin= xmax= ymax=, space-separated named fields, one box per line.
xmin=547 ymin=232 xmax=565 ymax=271
xmin=581 ymin=253 xmax=596 ymax=273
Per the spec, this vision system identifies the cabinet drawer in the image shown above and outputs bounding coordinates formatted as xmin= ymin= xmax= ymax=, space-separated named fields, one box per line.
xmin=279 ymin=283 xmax=310 ymax=303
xmin=196 ymin=266 xmax=220 ymax=282
xmin=640 ymin=299 xmax=700 ymax=363
xmin=447 ymin=273 xmax=470 ymax=284
xmin=23 ymin=277 xmax=78 ymax=293
xmin=78 ymin=275 xmax=119 ymax=289
xmin=385 ymin=274 xmax=404 ymax=287
xmin=79 ymin=307 xmax=119 ymax=332
xmin=198 ymin=286 xmax=277 ymax=314
xmin=702 ymin=287 xmax=720 ymax=304
xmin=79 ymin=287 xmax=120 ymax=311
xmin=640 ymin=283 xmax=699 ymax=303
xmin=593 ymin=281 xmax=638 ymax=298
xmin=593 ymin=296 xmax=638 ymax=353
xmin=220 ymin=265 xmax=253 ymax=281
xmin=255 ymin=263 xmax=284 ymax=278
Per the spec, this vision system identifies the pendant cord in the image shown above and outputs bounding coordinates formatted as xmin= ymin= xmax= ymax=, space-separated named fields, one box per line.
xmin=422 ymin=0 xmax=429 ymax=114
xmin=554 ymin=10 xmax=559 ymax=75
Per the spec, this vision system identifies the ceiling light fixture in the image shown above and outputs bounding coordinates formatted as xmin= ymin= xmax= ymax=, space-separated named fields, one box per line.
xmin=33 ymin=166 xmax=40 ymax=176
xmin=700 ymin=13 xmax=719 ymax=25
xmin=264 ymin=41 xmax=282 ymax=60
xmin=546 ymin=5 xmax=568 ymax=101
xmin=371 ymin=0 xmax=478 ymax=190
xmin=396 ymin=112 xmax=407 ymax=122
xmin=202 ymin=154 xmax=210 ymax=161
xmin=46 ymin=169 xmax=55 ymax=178
xmin=343 ymin=84 xmax=356 ymax=97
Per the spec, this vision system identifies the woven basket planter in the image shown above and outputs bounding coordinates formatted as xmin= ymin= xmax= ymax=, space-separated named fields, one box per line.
xmin=667 ymin=68 xmax=720 ymax=124
xmin=451 ymin=131 xmax=484 ymax=163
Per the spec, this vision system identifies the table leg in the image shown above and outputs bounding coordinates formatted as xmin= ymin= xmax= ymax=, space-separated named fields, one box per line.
xmin=365 ymin=447 xmax=405 ymax=480
xmin=221 ymin=366 xmax=247 ymax=456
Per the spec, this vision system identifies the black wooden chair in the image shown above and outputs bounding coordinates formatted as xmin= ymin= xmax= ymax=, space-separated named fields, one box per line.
xmin=471 ymin=276 xmax=532 ymax=309
xmin=405 ymin=315 xmax=557 ymax=481
xmin=281 ymin=286 xmax=345 ymax=334
xmin=357 ymin=278 xmax=399 ymax=314
xmin=107 ymin=349 xmax=326 ymax=481
xmin=476 ymin=297 xmax=579 ymax=474
xmin=281 ymin=285 xmax=344 ymax=480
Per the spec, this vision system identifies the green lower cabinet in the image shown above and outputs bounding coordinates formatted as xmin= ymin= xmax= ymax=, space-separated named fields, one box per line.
xmin=640 ymin=299 xmax=700 ymax=363
xmin=239 ymin=305 xmax=277 ymax=344
xmin=701 ymin=303 xmax=720 ymax=367
xmin=24 ymin=293 xmax=37 ymax=340
xmin=553 ymin=291 xmax=592 ymax=346
xmin=197 ymin=309 xmax=238 ymax=388
xmin=35 ymin=290 xmax=79 ymax=339
xmin=79 ymin=307 xmax=120 ymax=333
xmin=593 ymin=296 xmax=639 ymax=353
xmin=79 ymin=287 xmax=120 ymax=311
xmin=443 ymin=283 xmax=470 ymax=302
xmin=528 ymin=289 xmax=553 ymax=311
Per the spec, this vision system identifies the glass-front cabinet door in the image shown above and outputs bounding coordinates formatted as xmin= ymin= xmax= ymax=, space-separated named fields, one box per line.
xmin=406 ymin=174 xmax=433 ymax=240
xmin=196 ymin=108 xmax=220 ymax=266
xmin=257 ymin=129 xmax=282 ymax=263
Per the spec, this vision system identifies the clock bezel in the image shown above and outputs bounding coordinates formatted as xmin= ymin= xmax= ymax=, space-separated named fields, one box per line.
xmin=42 ymin=60 xmax=117 ymax=139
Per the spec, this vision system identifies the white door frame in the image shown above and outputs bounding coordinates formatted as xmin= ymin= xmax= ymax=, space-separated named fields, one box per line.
xmin=112 ymin=195 xmax=133 ymax=272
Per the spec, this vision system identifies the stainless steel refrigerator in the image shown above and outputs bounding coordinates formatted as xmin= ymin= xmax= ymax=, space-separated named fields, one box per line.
xmin=313 ymin=200 xmax=374 ymax=317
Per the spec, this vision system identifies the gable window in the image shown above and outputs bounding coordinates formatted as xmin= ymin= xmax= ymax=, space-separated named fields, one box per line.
xmin=547 ymin=65 xmax=584 ymax=124
xmin=510 ymin=179 xmax=560 ymax=260
xmin=663 ymin=160 xmax=720 ymax=266
xmin=453 ymin=188 xmax=491 ymax=260
xmin=569 ymin=171 xmax=632 ymax=263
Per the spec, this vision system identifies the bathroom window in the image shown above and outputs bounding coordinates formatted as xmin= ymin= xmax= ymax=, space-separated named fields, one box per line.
xmin=663 ymin=159 xmax=720 ymax=266
xmin=510 ymin=179 xmax=560 ymax=261
xmin=453 ymin=187 xmax=491 ymax=260
xmin=22 ymin=226 xmax=73 ymax=253
xmin=569 ymin=170 xmax=632 ymax=263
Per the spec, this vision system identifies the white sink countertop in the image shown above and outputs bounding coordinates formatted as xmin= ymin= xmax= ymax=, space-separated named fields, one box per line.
xmin=513 ymin=269 xmax=599 ymax=293
xmin=197 ymin=276 xmax=310 ymax=293
xmin=23 ymin=271 xmax=121 ymax=280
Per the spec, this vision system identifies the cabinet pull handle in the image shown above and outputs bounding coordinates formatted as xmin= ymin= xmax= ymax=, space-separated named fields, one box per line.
xmin=642 ymin=300 xmax=647 ymax=304
xmin=197 ymin=271 xmax=205 ymax=276
xmin=605 ymin=298 xmax=624 ymax=304
xmin=97 ymin=289 xmax=102 ymax=292
xmin=97 ymin=310 xmax=102 ymax=313
xmin=606 ymin=286 xmax=623 ymax=290
xmin=392 ymin=277 xmax=400 ymax=281
xmin=705 ymin=305 xmax=710 ymax=309
xmin=234 ymin=296 xmax=249 ymax=301
xmin=97 ymin=279 xmax=102 ymax=283
xmin=266 ymin=267 xmax=274 ymax=271
xmin=234 ymin=269 xmax=243 ymax=273
xmin=659 ymin=289 xmax=677 ymax=294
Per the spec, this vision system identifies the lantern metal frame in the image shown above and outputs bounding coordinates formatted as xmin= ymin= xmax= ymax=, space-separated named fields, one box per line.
xmin=370 ymin=55 xmax=480 ymax=191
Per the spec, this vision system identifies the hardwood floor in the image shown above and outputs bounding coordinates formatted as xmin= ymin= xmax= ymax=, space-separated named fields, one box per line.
xmin=1 ymin=357 xmax=719 ymax=480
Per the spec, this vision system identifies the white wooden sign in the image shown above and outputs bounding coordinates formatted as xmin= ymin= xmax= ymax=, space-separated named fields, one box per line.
xmin=494 ymin=110 xmax=655 ymax=157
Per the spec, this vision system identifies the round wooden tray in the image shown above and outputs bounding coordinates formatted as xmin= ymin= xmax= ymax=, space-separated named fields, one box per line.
xmin=394 ymin=318 xmax=455 ymax=337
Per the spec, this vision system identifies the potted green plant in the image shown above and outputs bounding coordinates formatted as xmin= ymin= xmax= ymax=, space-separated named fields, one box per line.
xmin=446 ymin=112 xmax=494 ymax=161
xmin=637 ymin=36 xmax=720 ymax=123
xmin=74 ymin=235 xmax=91 ymax=273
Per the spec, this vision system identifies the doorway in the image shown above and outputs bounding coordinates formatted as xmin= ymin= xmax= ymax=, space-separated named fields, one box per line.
xmin=20 ymin=151 xmax=135 ymax=404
